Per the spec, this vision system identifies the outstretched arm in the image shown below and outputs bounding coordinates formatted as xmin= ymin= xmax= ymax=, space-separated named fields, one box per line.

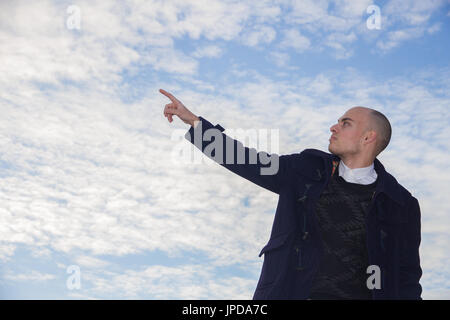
xmin=160 ymin=89 xmax=295 ymax=194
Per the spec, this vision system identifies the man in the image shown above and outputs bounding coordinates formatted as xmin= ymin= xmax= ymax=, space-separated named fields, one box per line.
xmin=160 ymin=88 xmax=422 ymax=300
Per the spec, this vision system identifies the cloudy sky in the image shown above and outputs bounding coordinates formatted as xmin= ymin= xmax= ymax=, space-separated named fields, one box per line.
xmin=0 ymin=0 xmax=449 ymax=299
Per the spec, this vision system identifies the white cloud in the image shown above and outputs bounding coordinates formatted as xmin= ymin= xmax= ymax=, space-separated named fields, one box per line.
xmin=282 ymin=0 xmax=446 ymax=54
xmin=287 ymin=0 xmax=329 ymax=25
xmin=427 ymin=22 xmax=441 ymax=34
xmin=286 ymin=0 xmax=373 ymax=32
xmin=307 ymin=74 xmax=333 ymax=94
xmin=5 ymin=270 xmax=56 ymax=282
xmin=269 ymin=51 xmax=291 ymax=67
xmin=124 ymin=0 xmax=251 ymax=41
xmin=0 ymin=1 xmax=141 ymax=87
xmin=384 ymin=0 xmax=445 ymax=26
xmin=423 ymin=288 xmax=450 ymax=300
xmin=242 ymin=25 xmax=277 ymax=47
xmin=192 ymin=45 xmax=223 ymax=58
xmin=75 ymin=256 xmax=110 ymax=269
xmin=143 ymin=47 xmax=199 ymax=75
xmin=279 ymin=28 xmax=311 ymax=52
xmin=0 ymin=242 xmax=16 ymax=262
xmin=374 ymin=0 xmax=447 ymax=51
xmin=81 ymin=264 xmax=257 ymax=299
xmin=324 ymin=32 xmax=357 ymax=59
xmin=332 ymin=0 xmax=374 ymax=19
xmin=376 ymin=27 xmax=424 ymax=51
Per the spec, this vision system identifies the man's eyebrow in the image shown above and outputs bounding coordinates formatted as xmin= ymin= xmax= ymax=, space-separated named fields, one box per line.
xmin=338 ymin=117 xmax=354 ymax=122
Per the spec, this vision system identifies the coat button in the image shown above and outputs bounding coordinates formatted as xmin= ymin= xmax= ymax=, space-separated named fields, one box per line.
xmin=302 ymin=231 xmax=309 ymax=241
xmin=316 ymin=169 xmax=322 ymax=180
xmin=295 ymin=247 xmax=304 ymax=271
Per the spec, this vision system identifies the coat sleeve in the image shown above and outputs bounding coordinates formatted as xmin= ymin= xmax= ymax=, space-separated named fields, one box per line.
xmin=184 ymin=116 xmax=296 ymax=195
xmin=398 ymin=196 xmax=423 ymax=299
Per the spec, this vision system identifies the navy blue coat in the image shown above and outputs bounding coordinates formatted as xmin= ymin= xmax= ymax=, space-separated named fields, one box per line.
xmin=185 ymin=116 xmax=423 ymax=300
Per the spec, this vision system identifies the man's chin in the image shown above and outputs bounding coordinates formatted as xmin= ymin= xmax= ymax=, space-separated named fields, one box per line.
xmin=328 ymin=145 xmax=340 ymax=157
xmin=328 ymin=144 xmax=335 ymax=154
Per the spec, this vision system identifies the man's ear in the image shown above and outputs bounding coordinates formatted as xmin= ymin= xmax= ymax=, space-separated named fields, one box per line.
xmin=364 ymin=130 xmax=377 ymax=144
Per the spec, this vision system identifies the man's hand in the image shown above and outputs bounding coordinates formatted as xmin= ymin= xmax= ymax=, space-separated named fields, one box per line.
xmin=160 ymin=89 xmax=200 ymax=127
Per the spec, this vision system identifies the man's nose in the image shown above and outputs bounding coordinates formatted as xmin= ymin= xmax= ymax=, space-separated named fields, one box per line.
xmin=330 ymin=124 xmax=338 ymax=133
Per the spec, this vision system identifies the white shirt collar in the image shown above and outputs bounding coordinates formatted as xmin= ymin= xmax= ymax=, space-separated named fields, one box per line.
xmin=338 ymin=160 xmax=377 ymax=185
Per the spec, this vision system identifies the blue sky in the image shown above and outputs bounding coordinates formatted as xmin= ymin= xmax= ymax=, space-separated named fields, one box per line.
xmin=0 ymin=0 xmax=449 ymax=299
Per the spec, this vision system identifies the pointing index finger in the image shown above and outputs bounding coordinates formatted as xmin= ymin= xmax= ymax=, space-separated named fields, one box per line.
xmin=159 ymin=89 xmax=178 ymax=102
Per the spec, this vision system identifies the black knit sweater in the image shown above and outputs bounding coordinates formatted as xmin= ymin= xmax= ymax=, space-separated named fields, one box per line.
xmin=308 ymin=162 xmax=378 ymax=300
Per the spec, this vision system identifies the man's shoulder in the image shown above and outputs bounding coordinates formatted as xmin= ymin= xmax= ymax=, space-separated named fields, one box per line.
xmin=300 ymin=148 xmax=333 ymax=158
xmin=395 ymin=179 xmax=418 ymax=209
xmin=376 ymin=163 xmax=419 ymax=213
xmin=279 ymin=148 xmax=331 ymax=163
xmin=279 ymin=148 xmax=331 ymax=180
xmin=280 ymin=148 xmax=332 ymax=163
xmin=387 ymin=176 xmax=420 ymax=222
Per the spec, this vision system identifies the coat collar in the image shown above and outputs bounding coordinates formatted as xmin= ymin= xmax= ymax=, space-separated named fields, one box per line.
xmin=297 ymin=149 xmax=406 ymax=207
xmin=332 ymin=152 xmax=406 ymax=207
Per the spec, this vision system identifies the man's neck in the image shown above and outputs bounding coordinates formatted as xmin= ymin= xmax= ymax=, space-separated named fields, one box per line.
xmin=339 ymin=156 xmax=374 ymax=169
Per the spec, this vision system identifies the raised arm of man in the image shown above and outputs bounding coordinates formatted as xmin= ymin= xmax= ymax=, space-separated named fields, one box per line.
xmin=160 ymin=88 xmax=298 ymax=195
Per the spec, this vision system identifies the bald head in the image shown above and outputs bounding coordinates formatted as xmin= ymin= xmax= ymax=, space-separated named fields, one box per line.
xmin=353 ymin=106 xmax=392 ymax=156
xmin=367 ymin=109 xmax=392 ymax=156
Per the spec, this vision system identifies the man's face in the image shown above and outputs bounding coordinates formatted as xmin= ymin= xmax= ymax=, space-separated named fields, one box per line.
xmin=328 ymin=107 xmax=371 ymax=157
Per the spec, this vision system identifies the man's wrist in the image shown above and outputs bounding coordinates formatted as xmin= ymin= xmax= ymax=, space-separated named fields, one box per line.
xmin=191 ymin=115 xmax=200 ymax=128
